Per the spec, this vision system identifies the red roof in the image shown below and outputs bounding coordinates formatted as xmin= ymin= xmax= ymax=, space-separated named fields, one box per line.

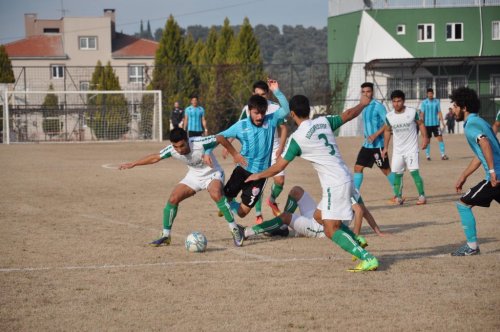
xmin=112 ymin=32 xmax=158 ymax=58
xmin=5 ymin=35 xmax=65 ymax=58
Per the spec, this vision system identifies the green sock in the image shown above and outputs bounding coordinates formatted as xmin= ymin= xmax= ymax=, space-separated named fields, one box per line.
xmin=216 ymin=197 xmax=234 ymax=223
xmin=393 ymin=173 xmax=404 ymax=197
xmin=331 ymin=229 xmax=373 ymax=260
xmin=255 ymin=196 xmax=262 ymax=215
xmin=270 ymin=183 xmax=284 ymax=202
xmin=163 ymin=202 xmax=178 ymax=231
xmin=410 ymin=170 xmax=425 ymax=196
xmin=284 ymin=195 xmax=298 ymax=213
xmin=339 ymin=222 xmax=357 ymax=238
xmin=251 ymin=217 xmax=283 ymax=235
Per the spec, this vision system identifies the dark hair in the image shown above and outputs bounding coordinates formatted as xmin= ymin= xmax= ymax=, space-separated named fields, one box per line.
xmin=361 ymin=82 xmax=374 ymax=90
xmin=169 ymin=127 xmax=188 ymax=143
xmin=189 ymin=95 xmax=198 ymax=100
xmin=252 ymin=80 xmax=269 ymax=93
xmin=289 ymin=95 xmax=310 ymax=118
xmin=450 ymin=87 xmax=480 ymax=114
xmin=247 ymin=95 xmax=268 ymax=114
xmin=390 ymin=90 xmax=405 ymax=101
xmin=427 ymin=88 xmax=434 ymax=93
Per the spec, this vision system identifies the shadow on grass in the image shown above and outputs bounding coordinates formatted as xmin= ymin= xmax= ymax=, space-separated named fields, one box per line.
xmin=367 ymin=193 xmax=460 ymax=210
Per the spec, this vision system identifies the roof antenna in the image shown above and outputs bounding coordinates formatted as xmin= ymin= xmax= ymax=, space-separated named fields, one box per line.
xmin=58 ymin=0 xmax=69 ymax=17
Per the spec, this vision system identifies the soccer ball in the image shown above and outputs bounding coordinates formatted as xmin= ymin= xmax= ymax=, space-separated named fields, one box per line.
xmin=185 ymin=232 xmax=207 ymax=253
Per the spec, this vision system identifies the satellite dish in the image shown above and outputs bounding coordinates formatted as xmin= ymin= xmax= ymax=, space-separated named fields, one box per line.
xmin=363 ymin=0 xmax=373 ymax=10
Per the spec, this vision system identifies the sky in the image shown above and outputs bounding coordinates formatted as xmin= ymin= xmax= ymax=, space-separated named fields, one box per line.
xmin=0 ymin=0 xmax=328 ymax=44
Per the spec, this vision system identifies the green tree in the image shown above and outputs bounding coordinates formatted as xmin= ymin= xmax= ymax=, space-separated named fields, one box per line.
xmin=41 ymin=84 xmax=62 ymax=136
xmin=0 ymin=45 xmax=15 ymax=83
xmin=87 ymin=61 xmax=130 ymax=140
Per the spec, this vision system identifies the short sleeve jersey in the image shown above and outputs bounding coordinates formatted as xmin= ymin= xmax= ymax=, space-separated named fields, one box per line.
xmin=240 ymin=100 xmax=283 ymax=150
xmin=420 ymin=98 xmax=441 ymax=126
xmin=185 ymin=105 xmax=205 ymax=132
xmin=463 ymin=113 xmax=500 ymax=181
xmin=282 ymin=115 xmax=352 ymax=187
xmin=362 ymin=99 xmax=387 ymax=148
xmin=219 ymin=89 xmax=289 ymax=173
xmin=385 ymin=107 xmax=420 ymax=155
xmin=159 ymin=135 xmax=221 ymax=177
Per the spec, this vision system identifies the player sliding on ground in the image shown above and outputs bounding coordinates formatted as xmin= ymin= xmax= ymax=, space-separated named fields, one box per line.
xmin=119 ymin=128 xmax=245 ymax=247
xmin=245 ymin=94 xmax=379 ymax=272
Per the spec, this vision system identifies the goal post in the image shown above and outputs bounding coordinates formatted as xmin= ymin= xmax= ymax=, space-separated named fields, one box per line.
xmin=1 ymin=90 xmax=162 ymax=144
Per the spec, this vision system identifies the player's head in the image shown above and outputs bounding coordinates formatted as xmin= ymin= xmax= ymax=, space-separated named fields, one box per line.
xmin=289 ymin=95 xmax=310 ymax=122
xmin=247 ymin=95 xmax=268 ymax=127
xmin=450 ymin=86 xmax=480 ymax=121
xmin=361 ymin=82 xmax=374 ymax=99
xmin=426 ymin=88 xmax=434 ymax=99
xmin=169 ymin=127 xmax=190 ymax=155
xmin=252 ymin=80 xmax=270 ymax=99
xmin=390 ymin=90 xmax=406 ymax=112
xmin=174 ymin=101 xmax=180 ymax=108
xmin=190 ymin=95 xmax=198 ymax=107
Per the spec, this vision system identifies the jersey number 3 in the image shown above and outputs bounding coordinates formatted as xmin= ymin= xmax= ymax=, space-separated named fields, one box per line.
xmin=318 ymin=133 xmax=335 ymax=155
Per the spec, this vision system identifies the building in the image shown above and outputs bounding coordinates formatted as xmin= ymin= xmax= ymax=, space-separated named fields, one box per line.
xmin=328 ymin=0 xmax=500 ymax=136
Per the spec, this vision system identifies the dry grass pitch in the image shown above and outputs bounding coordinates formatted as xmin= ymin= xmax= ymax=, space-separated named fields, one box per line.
xmin=0 ymin=134 xmax=499 ymax=331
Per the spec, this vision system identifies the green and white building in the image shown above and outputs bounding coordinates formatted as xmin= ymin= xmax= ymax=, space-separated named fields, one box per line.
xmin=328 ymin=0 xmax=500 ymax=135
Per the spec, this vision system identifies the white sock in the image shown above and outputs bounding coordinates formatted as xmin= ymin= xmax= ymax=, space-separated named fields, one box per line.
xmin=162 ymin=229 xmax=170 ymax=237
xmin=228 ymin=222 xmax=237 ymax=231
xmin=467 ymin=242 xmax=478 ymax=250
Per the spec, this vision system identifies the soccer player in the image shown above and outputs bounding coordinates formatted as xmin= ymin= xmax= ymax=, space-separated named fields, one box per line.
xmin=230 ymin=80 xmax=288 ymax=223
xmin=246 ymin=94 xmax=380 ymax=272
xmin=449 ymin=87 xmax=500 ymax=256
xmin=183 ymin=95 xmax=208 ymax=137
xmin=216 ymin=79 xmax=289 ymax=221
xmin=382 ymin=90 xmax=429 ymax=205
xmin=493 ymin=110 xmax=500 ymax=135
xmin=353 ymin=82 xmax=395 ymax=195
xmin=419 ymin=88 xmax=448 ymax=160
xmin=119 ymin=128 xmax=245 ymax=247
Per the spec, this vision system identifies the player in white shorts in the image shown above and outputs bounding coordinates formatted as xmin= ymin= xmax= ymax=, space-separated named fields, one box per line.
xmin=246 ymin=94 xmax=379 ymax=272
xmin=223 ymin=80 xmax=288 ymax=223
xmin=119 ymin=128 xmax=245 ymax=247
xmin=382 ymin=90 xmax=429 ymax=205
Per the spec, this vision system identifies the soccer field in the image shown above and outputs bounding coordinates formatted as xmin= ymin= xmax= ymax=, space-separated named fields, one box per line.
xmin=0 ymin=134 xmax=499 ymax=331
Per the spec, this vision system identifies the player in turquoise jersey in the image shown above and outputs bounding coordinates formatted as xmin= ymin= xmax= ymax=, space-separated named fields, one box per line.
xmin=353 ymin=82 xmax=395 ymax=199
xmin=449 ymin=87 xmax=500 ymax=256
xmin=119 ymin=128 xmax=245 ymax=247
xmin=419 ymin=88 xmax=448 ymax=161
xmin=183 ymin=95 xmax=207 ymax=137
xmin=493 ymin=110 xmax=500 ymax=134
xmin=216 ymin=79 xmax=289 ymax=220
xmin=246 ymin=93 xmax=380 ymax=272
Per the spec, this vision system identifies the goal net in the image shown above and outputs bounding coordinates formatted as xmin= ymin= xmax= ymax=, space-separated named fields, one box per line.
xmin=1 ymin=90 xmax=162 ymax=144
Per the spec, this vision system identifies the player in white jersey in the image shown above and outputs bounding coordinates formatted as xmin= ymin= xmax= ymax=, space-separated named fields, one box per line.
xmin=382 ymin=90 xmax=429 ymax=205
xmin=119 ymin=128 xmax=245 ymax=247
xmin=223 ymin=80 xmax=287 ymax=223
xmin=246 ymin=94 xmax=380 ymax=272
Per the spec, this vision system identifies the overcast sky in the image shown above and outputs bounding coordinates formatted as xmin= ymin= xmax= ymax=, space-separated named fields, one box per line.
xmin=0 ymin=0 xmax=328 ymax=44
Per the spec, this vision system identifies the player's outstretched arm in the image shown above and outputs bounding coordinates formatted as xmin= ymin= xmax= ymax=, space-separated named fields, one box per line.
xmin=246 ymin=157 xmax=289 ymax=182
xmin=119 ymin=153 xmax=162 ymax=170
xmin=381 ymin=125 xmax=392 ymax=158
xmin=215 ymin=135 xmax=247 ymax=167
xmin=341 ymin=95 xmax=370 ymax=123
xmin=455 ymin=157 xmax=482 ymax=193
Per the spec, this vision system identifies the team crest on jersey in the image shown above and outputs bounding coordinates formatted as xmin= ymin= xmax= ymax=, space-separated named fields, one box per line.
xmin=252 ymin=187 xmax=261 ymax=196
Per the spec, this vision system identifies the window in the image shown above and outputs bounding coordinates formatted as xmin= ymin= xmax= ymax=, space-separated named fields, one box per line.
xmin=80 ymin=81 xmax=90 ymax=91
xmin=397 ymin=24 xmax=405 ymax=35
xmin=435 ymin=78 xmax=449 ymax=99
xmin=451 ymin=76 xmax=466 ymax=92
xmin=418 ymin=78 xmax=433 ymax=99
xmin=491 ymin=75 xmax=500 ymax=96
xmin=128 ymin=65 xmax=145 ymax=83
xmin=446 ymin=23 xmax=463 ymax=41
xmin=43 ymin=28 xmax=60 ymax=34
xmin=493 ymin=21 xmax=500 ymax=40
xmin=79 ymin=36 xmax=97 ymax=50
xmin=387 ymin=78 xmax=416 ymax=100
xmin=417 ymin=24 xmax=434 ymax=42
xmin=51 ymin=65 xmax=64 ymax=79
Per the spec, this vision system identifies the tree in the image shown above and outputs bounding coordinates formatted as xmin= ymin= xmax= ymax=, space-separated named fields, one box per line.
xmin=87 ymin=61 xmax=130 ymax=140
xmin=0 ymin=45 xmax=15 ymax=83
xmin=41 ymin=84 xmax=62 ymax=136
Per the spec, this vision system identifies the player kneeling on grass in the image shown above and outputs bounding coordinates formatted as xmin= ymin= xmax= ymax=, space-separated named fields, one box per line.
xmin=245 ymin=94 xmax=379 ymax=272
xmin=119 ymin=128 xmax=245 ymax=247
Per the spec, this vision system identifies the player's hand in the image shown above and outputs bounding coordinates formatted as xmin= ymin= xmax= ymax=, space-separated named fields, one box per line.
xmin=359 ymin=94 xmax=370 ymax=107
xmin=367 ymin=134 xmax=375 ymax=143
xmin=245 ymin=173 xmax=260 ymax=183
xmin=455 ymin=176 xmax=466 ymax=193
xmin=222 ymin=148 xmax=229 ymax=159
xmin=268 ymin=78 xmax=279 ymax=91
xmin=421 ymin=137 xmax=429 ymax=150
xmin=490 ymin=172 xmax=498 ymax=187
xmin=376 ymin=231 xmax=390 ymax=237
xmin=233 ymin=153 xmax=248 ymax=167
xmin=119 ymin=163 xmax=134 ymax=170
xmin=202 ymin=154 xmax=214 ymax=168
xmin=381 ymin=148 xmax=388 ymax=159
xmin=275 ymin=147 xmax=284 ymax=158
